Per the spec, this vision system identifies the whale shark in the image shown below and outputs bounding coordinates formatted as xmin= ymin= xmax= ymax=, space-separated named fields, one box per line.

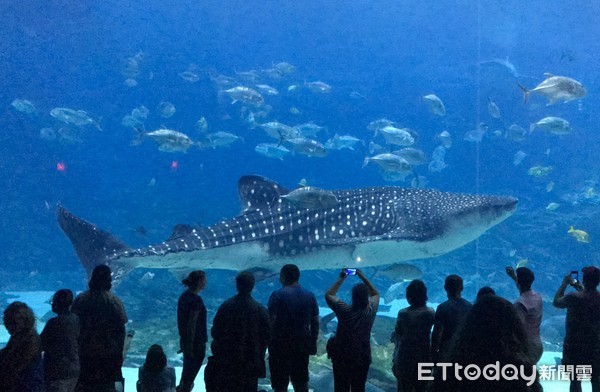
xmin=57 ymin=175 xmax=517 ymax=280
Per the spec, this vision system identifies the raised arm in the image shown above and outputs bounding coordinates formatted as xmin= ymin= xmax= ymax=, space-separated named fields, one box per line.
xmin=325 ymin=269 xmax=347 ymax=308
xmin=553 ymin=275 xmax=573 ymax=309
xmin=357 ymin=269 xmax=380 ymax=310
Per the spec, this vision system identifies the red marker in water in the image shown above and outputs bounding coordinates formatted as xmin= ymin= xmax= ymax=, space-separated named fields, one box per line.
xmin=170 ymin=160 xmax=178 ymax=172
xmin=56 ymin=162 xmax=66 ymax=172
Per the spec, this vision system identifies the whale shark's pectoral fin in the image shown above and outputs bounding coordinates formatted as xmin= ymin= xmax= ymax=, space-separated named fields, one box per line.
xmin=238 ymin=175 xmax=290 ymax=213
xmin=57 ymin=205 xmax=132 ymax=276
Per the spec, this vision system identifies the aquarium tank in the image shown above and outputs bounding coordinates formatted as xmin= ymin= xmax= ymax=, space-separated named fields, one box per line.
xmin=1 ymin=0 xmax=598 ymax=390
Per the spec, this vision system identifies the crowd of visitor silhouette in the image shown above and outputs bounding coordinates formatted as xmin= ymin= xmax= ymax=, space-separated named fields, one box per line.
xmin=0 ymin=262 xmax=598 ymax=392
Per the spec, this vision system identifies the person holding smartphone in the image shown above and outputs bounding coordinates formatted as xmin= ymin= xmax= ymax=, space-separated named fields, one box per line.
xmin=325 ymin=268 xmax=379 ymax=392
xmin=553 ymin=266 xmax=600 ymax=392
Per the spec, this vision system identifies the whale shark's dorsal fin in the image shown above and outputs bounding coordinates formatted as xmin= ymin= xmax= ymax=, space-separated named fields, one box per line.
xmin=238 ymin=175 xmax=289 ymax=213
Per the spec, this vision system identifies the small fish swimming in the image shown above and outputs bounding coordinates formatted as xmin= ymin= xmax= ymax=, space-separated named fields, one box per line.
xmin=324 ymin=134 xmax=362 ymax=151
xmin=546 ymin=202 xmax=560 ymax=211
xmin=392 ymin=148 xmax=427 ymax=166
xmin=195 ymin=117 xmax=208 ymax=133
xmin=146 ymin=129 xmax=194 ymax=153
xmin=464 ymin=123 xmax=488 ymax=143
xmin=376 ymin=263 xmax=423 ymax=281
xmin=367 ymin=118 xmax=397 ymax=132
xmin=223 ymin=86 xmax=265 ymax=106
xmin=568 ymin=226 xmax=590 ymax=243
xmin=423 ymin=94 xmax=446 ymax=116
xmin=363 ymin=153 xmax=411 ymax=173
xmin=281 ymin=186 xmax=339 ymax=209
xmin=378 ymin=126 xmax=415 ymax=147
xmin=178 ymin=70 xmax=200 ymax=83
xmin=255 ymin=84 xmax=279 ymax=96
xmin=436 ymin=131 xmax=452 ymax=148
xmin=260 ymin=121 xmax=299 ymax=141
xmin=527 ymin=166 xmax=553 ymax=178
xmin=513 ymin=151 xmax=527 ymax=166
xmin=11 ymin=99 xmax=37 ymax=115
xmin=487 ymin=97 xmax=501 ymax=118
xmin=254 ymin=143 xmax=291 ymax=160
xmin=157 ymin=101 xmax=176 ymax=118
xmin=531 ymin=117 xmax=572 ymax=135
xmin=50 ymin=107 xmax=101 ymax=130
xmin=285 ymin=138 xmax=327 ymax=157
xmin=304 ymin=81 xmax=332 ymax=93
xmin=519 ymin=74 xmax=587 ymax=105
xmin=198 ymin=131 xmax=242 ymax=149
xmin=506 ymin=124 xmax=528 ymax=142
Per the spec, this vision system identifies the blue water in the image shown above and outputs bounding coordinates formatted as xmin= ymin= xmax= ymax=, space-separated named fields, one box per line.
xmin=1 ymin=0 xmax=600 ymax=386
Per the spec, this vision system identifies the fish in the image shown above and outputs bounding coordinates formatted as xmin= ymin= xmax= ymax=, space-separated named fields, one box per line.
xmin=254 ymin=143 xmax=291 ymax=160
xmin=367 ymin=118 xmax=397 ymax=132
xmin=223 ymin=86 xmax=264 ymax=106
xmin=304 ymin=81 xmax=332 ymax=93
xmin=11 ymin=99 xmax=37 ymax=115
xmin=178 ymin=71 xmax=200 ymax=83
xmin=295 ymin=122 xmax=325 ymax=137
xmin=487 ymin=97 xmax=501 ymax=118
xmin=506 ymin=124 xmax=527 ymax=142
xmin=527 ymin=166 xmax=553 ymax=178
xmin=513 ymin=151 xmax=527 ymax=166
xmin=464 ymin=123 xmax=488 ymax=143
xmin=518 ymin=74 xmax=586 ymax=105
xmin=423 ymin=94 xmax=446 ymax=116
xmin=436 ymin=131 xmax=452 ymax=148
xmin=157 ymin=101 xmax=176 ymax=118
xmin=198 ymin=131 xmax=242 ymax=149
xmin=255 ymin=84 xmax=279 ymax=96
xmin=383 ymin=281 xmax=408 ymax=304
xmin=324 ymin=134 xmax=362 ymax=151
xmin=377 ymin=126 xmax=415 ymax=147
xmin=568 ymin=226 xmax=590 ymax=243
xmin=363 ymin=153 xmax=411 ymax=173
xmin=259 ymin=121 xmax=299 ymax=141
xmin=515 ymin=258 xmax=528 ymax=269
xmin=392 ymin=148 xmax=427 ymax=166
xmin=281 ymin=186 xmax=339 ymax=209
xmin=285 ymin=138 xmax=327 ymax=157
xmin=375 ymin=263 xmax=423 ymax=281
xmin=57 ymin=175 xmax=518 ymax=280
xmin=146 ymin=129 xmax=194 ymax=153
xmin=50 ymin=107 xmax=101 ymax=130
xmin=530 ymin=117 xmax=572 ymax=135
xmin=546 ymin=202 xmax=560 ymax=211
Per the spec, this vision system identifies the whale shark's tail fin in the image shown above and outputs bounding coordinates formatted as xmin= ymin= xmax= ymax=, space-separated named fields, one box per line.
xmin=57 ymin=205 xmax=133 ymax=278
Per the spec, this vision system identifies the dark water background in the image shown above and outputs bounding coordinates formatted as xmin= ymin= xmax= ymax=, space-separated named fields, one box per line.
xmin=1 ymin=0 xmax=600 ymax=374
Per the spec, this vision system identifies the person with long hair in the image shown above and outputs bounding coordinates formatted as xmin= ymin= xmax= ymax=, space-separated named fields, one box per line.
xmin=176 ymin=270 xmax=207 ymax=392
xmin=0 ymin=301 xmax=45 ymax=392
xmin=136 ymin=344 xmax=175 ymax=392
xmin=431 ymin=294 xmax=541 ymax=392
xmin=325 ymin=268 xmax=379 ymax=392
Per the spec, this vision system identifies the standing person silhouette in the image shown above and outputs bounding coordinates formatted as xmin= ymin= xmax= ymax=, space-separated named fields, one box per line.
xmin=506 ymin=266 xmax=543 ymax=364
xmin=268 ymin=264 xmax=319 ymax=392
xmin=553 ymin=266 xmax=600 ymax=392
xmin=72 ymin=265 xmax=128 ymax=392
xmin=325 ymin=268 xmax=379 ymax=392
xmin=177 ymin=270 xmax=207 ymax=392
